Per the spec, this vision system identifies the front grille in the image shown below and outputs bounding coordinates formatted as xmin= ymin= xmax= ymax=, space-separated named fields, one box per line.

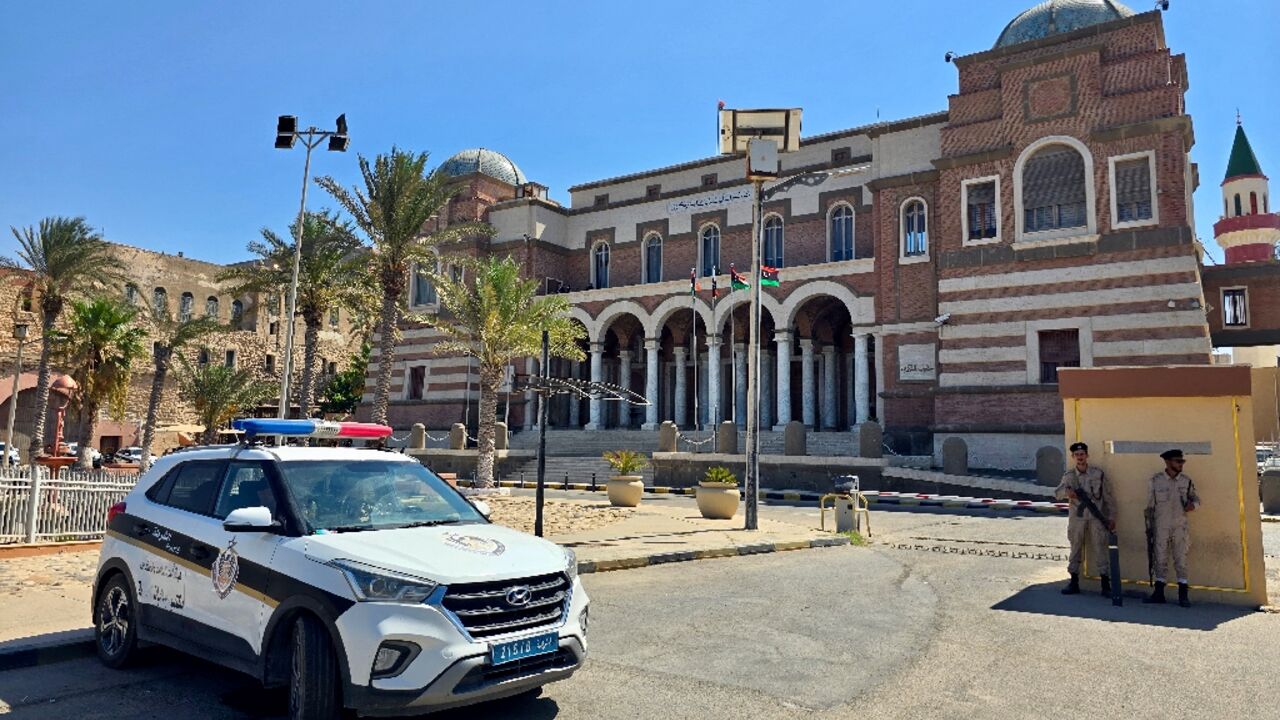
xmin=441 ymin=572 xmax=569 ymax=639
xmin=453 ymin=648 xmax=577 ymax=695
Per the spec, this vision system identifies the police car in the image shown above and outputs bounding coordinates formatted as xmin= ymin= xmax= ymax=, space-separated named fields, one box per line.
xmin=92 ymin=419 xmax=588 ymax=719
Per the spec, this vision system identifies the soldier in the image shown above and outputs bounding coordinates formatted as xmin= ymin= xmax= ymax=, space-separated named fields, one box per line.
xmin=1054 ymin=442 xmax=1116 ymax=596
xmin=1144 ymin=448 xmax=1201 ymax=607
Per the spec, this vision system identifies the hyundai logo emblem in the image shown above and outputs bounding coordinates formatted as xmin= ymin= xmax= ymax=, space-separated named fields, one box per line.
xmin=505 ymin=585 xmax=532 ymax=607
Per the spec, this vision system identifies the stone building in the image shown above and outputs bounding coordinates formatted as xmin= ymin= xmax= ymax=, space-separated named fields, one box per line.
xmin=368 ymin=0 xmax=1280 ymax=470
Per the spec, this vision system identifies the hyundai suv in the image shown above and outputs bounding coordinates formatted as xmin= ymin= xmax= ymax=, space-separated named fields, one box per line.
xmin=92 ymin=420 xmax=588 ymax=719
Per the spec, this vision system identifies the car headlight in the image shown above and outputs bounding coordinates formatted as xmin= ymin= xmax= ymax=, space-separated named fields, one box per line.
xmin=564 ymin=547 xmax=578 ymax=580
xmin=329 ymin=559 xmax=439 ymax=603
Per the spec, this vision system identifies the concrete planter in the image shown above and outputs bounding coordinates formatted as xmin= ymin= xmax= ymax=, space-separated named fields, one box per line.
xmin=607 ymin=476 xmax=645 ymax=507
xmin=696 ymin=482 xmax=740 ymax=519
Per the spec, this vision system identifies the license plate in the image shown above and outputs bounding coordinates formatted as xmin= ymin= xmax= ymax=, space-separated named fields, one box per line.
xmin=490 ymin=631 xmax=559 ymax=666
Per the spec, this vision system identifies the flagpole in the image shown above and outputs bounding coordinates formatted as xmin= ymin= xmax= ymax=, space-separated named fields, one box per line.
xmin=690 ymin=268 xmax=699 ymax=437
xmin=730 ymin=287 xmax=737 ymax=426
xmin=745 ymin=180 xmax=764 ymax=531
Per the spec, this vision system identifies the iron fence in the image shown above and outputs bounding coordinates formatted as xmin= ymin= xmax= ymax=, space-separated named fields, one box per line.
xmin=0 ymin=465 xmax=139 ymax=545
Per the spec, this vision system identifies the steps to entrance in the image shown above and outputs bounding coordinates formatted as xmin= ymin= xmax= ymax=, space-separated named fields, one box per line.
xmin=506 ymin=428 xmax=864 ymax=457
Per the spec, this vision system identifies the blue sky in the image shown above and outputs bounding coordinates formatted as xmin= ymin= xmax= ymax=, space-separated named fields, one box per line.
xmin=1 ymin=0 xmax=1276 ymax=265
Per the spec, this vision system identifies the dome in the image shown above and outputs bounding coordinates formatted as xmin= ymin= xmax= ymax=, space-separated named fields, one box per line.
xmin=994 ymin=0 xmax=1136 ymax=49
xmin=439 ymin=148 xmax=527 ymax=186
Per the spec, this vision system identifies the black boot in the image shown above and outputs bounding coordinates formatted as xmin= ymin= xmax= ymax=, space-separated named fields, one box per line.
xmin=1144 ymin=581 xmax=1166 ymax=604
xmin=1100 ymin=576 xmax=1111 ymax=597
xmin=1178 ymin=583 xmax=1190 ymax=607
xmin=1061 ymin=573 xmax=1080 ymax=595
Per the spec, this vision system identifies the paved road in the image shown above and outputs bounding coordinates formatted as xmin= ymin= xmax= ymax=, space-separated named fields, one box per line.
xmin=3 ymin=499 xmax=1278 ymax=719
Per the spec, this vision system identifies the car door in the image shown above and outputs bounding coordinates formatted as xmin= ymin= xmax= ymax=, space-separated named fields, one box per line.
xmin=187 ymin=460 xmax=288 ymax=659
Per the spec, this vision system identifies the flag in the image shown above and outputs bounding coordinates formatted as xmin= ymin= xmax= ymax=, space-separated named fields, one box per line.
xmin=730 ymin=263 xmax=750 ymax=291
xmin=689 ymin=267 xmax=701 ymax=295
xmin=760 ymin=265 xmax=781 ymax=287
xmin=710 ymin=267 xmax=718 ymax=299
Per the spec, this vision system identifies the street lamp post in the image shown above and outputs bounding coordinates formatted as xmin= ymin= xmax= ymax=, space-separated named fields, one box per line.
xmin=273 ymin=114 xmax=349 ymax=419
xmin=4 ymin=323 xmax=29 ymax=466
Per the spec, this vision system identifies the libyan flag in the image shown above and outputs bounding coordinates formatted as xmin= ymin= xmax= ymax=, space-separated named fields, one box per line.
xmin=760 ymin=265 xmax=781 ymax=287
xmin=729 ymin=263 xmax=750 ymax=291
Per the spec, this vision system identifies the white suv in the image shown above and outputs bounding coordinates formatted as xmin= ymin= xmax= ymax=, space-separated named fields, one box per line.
xmin=92 ymin=426 xmax=588 ymax=719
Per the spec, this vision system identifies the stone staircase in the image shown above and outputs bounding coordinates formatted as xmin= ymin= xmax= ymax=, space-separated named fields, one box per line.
xmin=501 ymin=455 xmax=654 ymax=486
xmin=505 ymin=428 xmax=863 ymax=457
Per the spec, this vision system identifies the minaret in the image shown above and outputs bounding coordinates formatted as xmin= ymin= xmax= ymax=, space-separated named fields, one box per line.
xmin=1214 ymin=117 xmax=1280 ymax=263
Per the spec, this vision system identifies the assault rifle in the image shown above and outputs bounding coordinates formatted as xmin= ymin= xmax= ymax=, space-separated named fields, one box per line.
xmin=1073 ymin=483 xmax=1122 ymax=607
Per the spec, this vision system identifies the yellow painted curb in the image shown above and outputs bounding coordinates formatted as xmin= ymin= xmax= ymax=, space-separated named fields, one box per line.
xmin=772 ymin=540 xmax=811 ymax=552
xmin=592 ymin=557 xmax=652 ymax=572
xmin=693 ymin=547 xmax=739 ymax=560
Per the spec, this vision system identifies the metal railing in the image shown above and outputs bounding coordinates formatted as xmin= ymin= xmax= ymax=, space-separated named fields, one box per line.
xmin=0 ymin=465 xmax=139 ymax=545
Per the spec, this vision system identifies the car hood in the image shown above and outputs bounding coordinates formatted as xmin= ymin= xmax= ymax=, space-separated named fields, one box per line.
xmin=300 ymin=522 xmax=571 ymax=585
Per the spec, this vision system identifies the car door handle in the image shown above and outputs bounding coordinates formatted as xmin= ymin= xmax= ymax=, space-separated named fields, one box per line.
xmin=133 ymin=522 xmax=152 ymax=536
xmin=189 ymin=545 xmax=211 ymax=561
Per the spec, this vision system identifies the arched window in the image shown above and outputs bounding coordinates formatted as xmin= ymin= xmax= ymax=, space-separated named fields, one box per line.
xmin=901 ymin=199 xmax=928 ymax=258
xmin=205 ymin=296 xmax=218 ymax=319
xmin=643 ymin=233 xmax=663 ymax=284
xmin=411 ymin=260 xmax=437 ymax=306
xmin=700 ymin=224 xmax=720 ymax=276
xmin=197 ymin=348 xmax=210 ymax=366
xmin=329 ymin=308 xmax=339 ymax=327
xmin=763 ymin=215 xmax=784 ymax=268
xmin=1234 ymin=194 xmax=1242 ymax=216
xmin=829 ymin=204 xmax=854 ymax=261
xmin=230 ymin=300 xmax=244 ymax=328
xmin=179 ymin=292 xmax=194 ymax=322
xmin=152 ymin=287 xmax=167 ymax=315
xmin=267 ymin=293 xmax=280 ymax=318
xmin=124 ymin=284 xmax=138 ymax=306
xmin=1022 ymin=144 xmax=1087 ymax=233
xmin=18 ymin=284 xmax=33 ymax=312
xmin=1224 ymin=197 xmax=1229 ymax=217
xmin=591 ymin=242 xmax=610 ymax=289
xmin=1250 ymin=192 xmax=1259 ymax=215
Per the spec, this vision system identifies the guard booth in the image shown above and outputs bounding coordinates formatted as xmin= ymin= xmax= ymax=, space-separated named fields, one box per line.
xmin=1059 ymin=366 xmax=1268 ymax=608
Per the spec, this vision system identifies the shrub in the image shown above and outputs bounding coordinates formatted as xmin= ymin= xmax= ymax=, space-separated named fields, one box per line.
xmin=702 ymin=466 xmax=738 ymax=486
xmin=603 ymin=449 xmax=648 ymax=476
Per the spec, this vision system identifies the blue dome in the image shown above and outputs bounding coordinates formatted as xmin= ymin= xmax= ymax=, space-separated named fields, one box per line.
xmin=439 ymin=148 xmax=526 ymax=186
xmin=994 ymin=0 xmax=1136 ymax=49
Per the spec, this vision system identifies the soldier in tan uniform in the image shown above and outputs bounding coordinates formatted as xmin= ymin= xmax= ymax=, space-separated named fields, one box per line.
xmin=1054 ymin=442 xmax=1116 ymax=596
xmin=1144 ymin=448 xmax=1201 ymax=607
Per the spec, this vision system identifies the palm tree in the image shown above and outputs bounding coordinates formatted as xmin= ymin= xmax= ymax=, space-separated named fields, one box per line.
xmin=218 ymin=210 xmax=372 ymax=418
xmin=2 ymin=217 xmax=121 ymax=457
xmin=419 ymin=256 xmax=584 ymax=488
xmin=137 ymin=298 xmax=224 ymax=469
xmin=175 ymin=360 xmax=274 ymax=444
xmin=51 ymin=298 xmax=146 ymax=468
xmin=316 ymin=149 xmax=489 ymax=426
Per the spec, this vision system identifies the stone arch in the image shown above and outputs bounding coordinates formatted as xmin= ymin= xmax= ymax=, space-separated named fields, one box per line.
xmin=645 ymin=295 xmax=712 ymax=338
xmin=779 ymin=280 xmax=871 ymax=329
xmin=1012 ymin=134 xmax=1097 ymax=241
xmin=592 ymin=300 xmax=649 ymax=343
xmin=710 ymin=290 xmax=783 ymax=336
xmin=567 ymin=305 xmax=596 ymax=340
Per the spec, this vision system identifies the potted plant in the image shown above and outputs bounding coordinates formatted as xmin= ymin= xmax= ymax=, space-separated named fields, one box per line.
xmin=602 ymin=450 xmax=647 ymax=507
xmin=696 ymin=466 xmax=740 ymax=520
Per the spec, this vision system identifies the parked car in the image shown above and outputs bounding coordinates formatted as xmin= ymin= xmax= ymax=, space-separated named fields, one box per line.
xmin=65 ymin=442 xmax=103 ymax=467
xmin=113 ymin=446 xmax=144 ymax=464
xmin=92 ymin=419 xmax=587 ymax=718
xmin=0 ymin=442 xmax=19 ymax=466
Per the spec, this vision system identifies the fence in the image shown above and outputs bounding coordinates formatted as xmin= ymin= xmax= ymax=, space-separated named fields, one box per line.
xmin=0 ymin=465 xmax=139 ymax=545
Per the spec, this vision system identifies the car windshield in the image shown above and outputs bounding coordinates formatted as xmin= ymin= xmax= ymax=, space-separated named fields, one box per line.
xmin=277 ymin=460 xmax=484 ymax=532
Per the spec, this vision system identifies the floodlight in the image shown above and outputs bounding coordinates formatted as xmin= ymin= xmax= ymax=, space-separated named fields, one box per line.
xmin=328 ymin=113 xmax=349 ymax=151
xmin=718 ymin=108 xmax=801 ymax=155
xmin=275 ymin=115 xmax=297 ymax=149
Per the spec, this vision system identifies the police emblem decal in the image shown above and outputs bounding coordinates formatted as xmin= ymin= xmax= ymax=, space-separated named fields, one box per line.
xmin=211 ymin=538 xmax=240 ymax=599
xmin=443 ymin=533 xmax=506 ymax=556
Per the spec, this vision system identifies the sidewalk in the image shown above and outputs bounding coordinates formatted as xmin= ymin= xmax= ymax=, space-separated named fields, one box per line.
xmin=0 ymin=497 xmax=847 ymax=662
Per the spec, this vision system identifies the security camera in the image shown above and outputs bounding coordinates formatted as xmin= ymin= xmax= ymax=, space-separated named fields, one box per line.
xmin=1155 ymin=0 xmax=1169 ymax=10
xmin=935 ymin=313 xmax=951 ymax=325
xmin=944 ymin=51 xmax=956 ymax=63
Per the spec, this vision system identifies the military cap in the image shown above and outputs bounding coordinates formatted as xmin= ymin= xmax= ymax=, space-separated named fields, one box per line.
xmin=1069 ymin=442 xmax=1088 ymax=453
xmin=1160 ymin=448 xmax=1184 ymax=461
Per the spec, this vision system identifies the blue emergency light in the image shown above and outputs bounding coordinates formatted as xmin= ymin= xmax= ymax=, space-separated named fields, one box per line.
xmin=232 ymin=418 xmax=393 ymax=440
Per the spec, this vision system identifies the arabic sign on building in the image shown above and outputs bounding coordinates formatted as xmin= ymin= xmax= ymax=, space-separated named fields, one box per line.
xmin=898 ymin=343 xmax=936 ymax=381
xmin=667 ymin=188 xmax=751 ymax=214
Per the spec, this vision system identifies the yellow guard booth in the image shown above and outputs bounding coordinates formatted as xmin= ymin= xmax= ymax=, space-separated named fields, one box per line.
xmin=1058 ymin=366 xmax=1267 ymax=608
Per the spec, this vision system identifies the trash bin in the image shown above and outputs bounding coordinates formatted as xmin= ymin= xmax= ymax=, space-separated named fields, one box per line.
xmin=1262 ymin=468 xmax=1280 ymax=515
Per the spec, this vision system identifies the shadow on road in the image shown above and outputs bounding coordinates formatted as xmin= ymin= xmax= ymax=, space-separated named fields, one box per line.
xmin=992 ymin=581 xmax=1255 ymax=630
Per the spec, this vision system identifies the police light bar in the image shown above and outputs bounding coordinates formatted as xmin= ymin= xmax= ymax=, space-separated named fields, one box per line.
xmin=232 ymin=419 xmax=393 ymax=440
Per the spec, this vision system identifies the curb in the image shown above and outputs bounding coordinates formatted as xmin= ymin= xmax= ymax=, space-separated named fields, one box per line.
xmin=575 ymin=535 xmax=850 ymax=575
xmin=0 ymin=629 xmax=95 ymax=672
xmin=463 ymin=479 xmax=1068 ymax=515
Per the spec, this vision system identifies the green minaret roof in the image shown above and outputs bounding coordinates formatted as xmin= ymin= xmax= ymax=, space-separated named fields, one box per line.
xmin=1224 ymin=123 xmax=1264 ymax=181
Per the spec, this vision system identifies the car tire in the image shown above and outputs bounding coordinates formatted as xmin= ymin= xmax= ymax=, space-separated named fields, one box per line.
xmin=94 ymin=574 xmax=138 ymax=668
xmin=289 ymin=614 xmax=341 ymax=720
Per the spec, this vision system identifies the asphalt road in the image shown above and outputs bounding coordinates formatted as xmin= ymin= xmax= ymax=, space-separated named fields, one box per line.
xmin=2 ymin=500 xmax=1279 ymax=719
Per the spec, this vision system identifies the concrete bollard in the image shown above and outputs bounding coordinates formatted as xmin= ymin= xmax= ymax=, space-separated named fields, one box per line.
xmin=494 ymin=422 xmax=508 ymax=451
xmin=658 ymin=421 xmax=678 ymax=452
xmin=784 ymin=420 xmax=807 ymax=456
xmin=409 ymin=423 xmax=426 ymax=450
xmin=941 ymin=437 xmax=968 ymax=475
xmin=449 ymin=423 xmax=467 ymax=450
xmin=716 ymin=420 xmax=738 ymax=454
xmin=1035 ymin=446 xmax=1064 ymax=487
xmin=858 ymin=421 xmax=883 ymax=458
xmin=1262 ymin=469 xmax=1280 ymax=515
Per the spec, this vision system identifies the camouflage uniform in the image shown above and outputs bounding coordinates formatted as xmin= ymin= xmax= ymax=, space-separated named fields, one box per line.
xmin=1147 ymin=470 xmax=1200 ymax=582
xmin=1055 ymin=466 xmax=1115 ymax=575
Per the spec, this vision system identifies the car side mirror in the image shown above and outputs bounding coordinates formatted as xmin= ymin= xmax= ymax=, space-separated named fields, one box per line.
xmin=223 ymin=506 xmax=283 ymax=533
xmin=471 ymin=499 xmax=492 ymax=520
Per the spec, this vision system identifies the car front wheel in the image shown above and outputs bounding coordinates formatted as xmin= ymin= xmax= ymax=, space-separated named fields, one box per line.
xmin=289 ymin=614 xmax=341 ymax=720
xmin=94 ymin=574 xmax=138 ymax=668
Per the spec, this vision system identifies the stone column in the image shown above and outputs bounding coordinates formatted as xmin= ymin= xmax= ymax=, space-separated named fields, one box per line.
xmin=760 ymin=348 xmax=774 ymax=429
xmin=585 ymin=343 xmax=604 ymax=430
xmin=643 ymin=339 xmax=660 ymax=430
xmin=706 ymin=336 xmax=722 ymax=426
xmin=847 ymin=351 xmax=856 ymax=431
xmin=524 ymin=357 xmax=537 ymax=431
xmin=821 ymin=345 xmax=838 ymax=429
xmin=799 ymin=338 xmax=816 ymax=428
xmin=734 ymin=342 xmax=747 ymax=428
xmin=773 ymin=330 xmax=792 ymax=430
xmin=568 ymin=360 xmax=581 ymax=428
xmin=855 ymin=333 xmax=870 ymax=424
xmin=618 ymin=350 xmax=632 ymax=428
xmin=673 ymin=346 xmax=689 ymax=428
